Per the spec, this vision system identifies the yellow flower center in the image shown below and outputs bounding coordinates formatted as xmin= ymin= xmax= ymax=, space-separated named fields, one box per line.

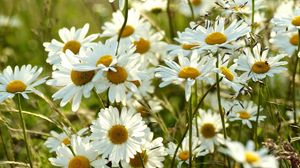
xmin=6 ymin=80 xmax=27 ymax=93
xmin=251 ymin=61 xmax=270 ymax=74
xmin=121 ymin=25 xmax=135 ymax=38
xmin=107 ymin=66 xmax=128 ymax=84
xmin=200 ymin=123 xmax=216 ymax=138
xmin=291 ymin=16 xmax=300 ymax=26
xmin=71 ymin=70 xmax=95 ymax=86
xmin=238 ymin=111 xmax=251 ymax=119
xmin=220 ymin=66 xmax=234 ymax=81
xmin=205 ymin=32 xmax=227 ymax=45
xmin=192 ymin=0 xmax=202 ymax=6
xmin=129 ymin=151 xmax=148 ymax=168
xmin=130 ymin=80 xmax=141 ymax=87
xmin=62 ymin=138 xmax=71 ymax=145
xmin=178 ymin=151 xmax=190 ymax=161
xmin=289 ymin=34 xmax=299 ymax=46
xmin=108 ymin=125 xmax=128 ymax=144
xmin=245 ymin=152 xmax=260 ymax=164
xmin=68 ymin=156 xmax=90 ymax=168
xmin=181 ymin=43 xmax=199 ymax=50
xmin=134 ymin=38 xmax=151 ymax=54
xmin=178 ymin=67 xmax=201 ymax=79
xmin=96 ymin=55 xmax=113 ymax=67
xmin=63 ymin=40 xmax=81 ymax=54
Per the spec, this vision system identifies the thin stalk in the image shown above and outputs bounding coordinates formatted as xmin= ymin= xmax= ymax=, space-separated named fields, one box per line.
xmin=17 ymin=94 xmax=33 ymax=168
xmin=116 ymin=0 xmax=129 ymax=53
xmin=93 ymin=89 xmax=105 ymax=109
xmin=187 ymin=0 xmax=195 ymax=20
xmin=170 ymin=82 xmax=218 ymax=168
xmin=292 ymin=29 xmax=300 ymax=124
xmin=189 ymin=96 xmax=193 ymax=168
xmin=251 ymin=0 xmax=255 ymax=32
xmin=254 ymin=83 xmax=262 ymax=149
xmin=138 ymin=153 xmax=145 ymax=168
xmin=167 ymin=0 xmax=175 ymax=41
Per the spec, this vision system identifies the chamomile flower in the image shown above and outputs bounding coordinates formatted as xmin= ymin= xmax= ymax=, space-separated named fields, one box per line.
xmin=101 ymin=9 xmax=151 ymax=41
xmin=167 ymin=136 xmax=208 ymax=167
xmin=272 ymin=2 xmax=300 ymax=31
xmin=90 ymin=106 xmax=147 ymax=164
xmin=131 ymin=30 xmax=167 ymax=66
xmin=47 ymin=51 xmax=100 ymax=112
xmin=225 ymin=100 xmax=266 ymax=129
xmin=109 ymin=0 xmax=125 ymax=10
xmin=270 ymin=31 xmax=299 ymax=56
xmin=44 ymin=127 xmax=89 ymax=153
xmin=132 ymin=0 xmax=167 ymax=14
xmin=195 ymin=109 xmax=226 ymax=152
xmin=219 ymin=0 xmax=264 ymax=15
xmin=235 ymin=44 xmax=288 ymax=82
xmin=0 ymin=65 xmax=46 ymax=102
xmin=43 ymin=24 xmax=98 ymax=68
xmin=122 ymin=129 xmax=167 ymax=168
xmin=223 ymin=140 xmax=278 ymax=168
xmin=179 ymin=0 xmax=215 ymax=17
xmin=156 ymin=52 xmax=216 ymax=101
xmin=181 ymin=17 xmax=250 ymax=53
xmin=49 ymin=136 xmax=108 ymax=168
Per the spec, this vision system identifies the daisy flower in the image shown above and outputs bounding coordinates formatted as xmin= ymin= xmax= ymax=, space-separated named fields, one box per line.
xmin=223 ymin=140 xmax=278 ymax=168
xmin=0 ymin=65 xmax=47 ymax=102
xmin=195 ymin=109 xmax=226 ymax=152
xmin=44 ymin=127 xmax=88 ymax=153
xmin=180 ymin=17 xmax=250 ymax=53
xmin=156 ymin=52 xmax=216 ymax=101
xmin=101 ymin=9 xmax=151 ymax=41
xmin=49 ymin=136 xmax=108 ymax=168
xmin=218 ymin=0 xmax=264 ymax=15
xmin=270 ymin=30 xmax=299 ymax=56
xmin=225 ymin=100 xmax=266 ymax=129
xmin=167 ymin=136 xmax=208 ymax=167
xmin=93 ymin=45 xmax=144 ymax=104
xmin=272 ymin=2 xmax=300 ymax=31
xmin=179 ymin=0 xmax=215 ymax=17
xmin=122 ymin=128 xmax=167 ymax=168
xmin=47 ymin=51 xmax=100 ymax=112
xmin=43 ymin=24 xmax=98 ymax=68
xmin=90 ymin=106 xmax=147 ymax=164
xmin=132 ymin=0 xmax=167 ymax=14
xmin=235 ymin=44 xmax=288 ymax=82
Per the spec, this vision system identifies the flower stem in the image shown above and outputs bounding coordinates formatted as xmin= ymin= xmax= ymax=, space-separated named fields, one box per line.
xmin=93 ymin=89 xmax=105 ymax=109
xmin=116 ymin=0 xmax=128 ymax=53
xmin=253 ymin=83 xmax=262 ymax=149
xmin=17 ymin=94 xmax=33 ymax=168
xmin=251 ymin=0 xmax=255 ymax=32
xmin=187 ymin=0 xmax=195 ymax=20
xmin=138 ymin=153 xmax=145 ymax=168
xmin=167 ymin=0 xmax=175 ymax=41
xmin=188 ymin=95 xmax=193 ymax=168
xmin=292 ymin=29 xmax=300 ymax=124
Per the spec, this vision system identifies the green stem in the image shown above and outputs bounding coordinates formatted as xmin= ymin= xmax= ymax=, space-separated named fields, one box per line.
xmin=93 ymin=89 xmax=105 ymax=109
xmin=189 ymin=95 xmax=193 ymax=168
xmin=187 ymin=0 xmax=195 ymax=20
xmin=254 ymin=83 xmax=262 ymax=149
xmin=292 ymin=29 xmax=300 ymax=124
xmin=116 ymin=0 xmax=129 ymax=53
xmin=170 ymin=82 xmax=218 ymax=168
xmin=251 ymin=0 xmax=255 ymax=32
xmin=17 ymin=94 xmax=33 ymax=168
xmin=138 ymin=153 xmax=145 ymax=168
xmin=167 ymin=0 xmax=175 ymax=41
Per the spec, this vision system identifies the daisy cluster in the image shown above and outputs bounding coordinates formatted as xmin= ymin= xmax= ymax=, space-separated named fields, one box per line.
xmin=1 ymin=0 xmax=300 ymax=167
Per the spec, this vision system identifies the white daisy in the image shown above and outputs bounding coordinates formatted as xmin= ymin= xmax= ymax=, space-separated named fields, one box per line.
xmin=179 ymin=0 xmax=215 ymax=17
xmin=101 ymin=9 xmax=151 ymax=41
xmin=180 ymin=17 xmax=250 ymax=53
xmin=0 ymin=65 xmax=47 ymax=102
xmin=272 ymin=2 xmax=300 ymax=31
xmin=156 ymin=52 xmax=216 ymax=101
xmin=167 ymin=136 xmax=208 ymax=167
xmin=49 ymin=136 xmax=108 ymax=168
xmin=195 ymin=109 xmax=226 ymax=153
xmin=93 ymin=45 xmax=144 ymax=105
xmin=225 ymin=100 xmax=266 ymax=129
xmin=122 ymin=128 xmax=167 ymax=168
xmin=43 ymin=24 xmax=98 ymax=68
xmin=90 ymin=106 xmax=147 ymax=164
xmin=270 ymin=30 xmax=299 ymax=56
xmin=223 ymin=140 xmax=278 ymax=168
xmin=219 ymin=0 xmax=264 ymax=15
xmin=47 ymin=51 xmax=100 ymax=112
xmin=132 ymin=0 xmax=167 ymax=14
xmin=235 ymin=43 xmax=288 ymax=82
